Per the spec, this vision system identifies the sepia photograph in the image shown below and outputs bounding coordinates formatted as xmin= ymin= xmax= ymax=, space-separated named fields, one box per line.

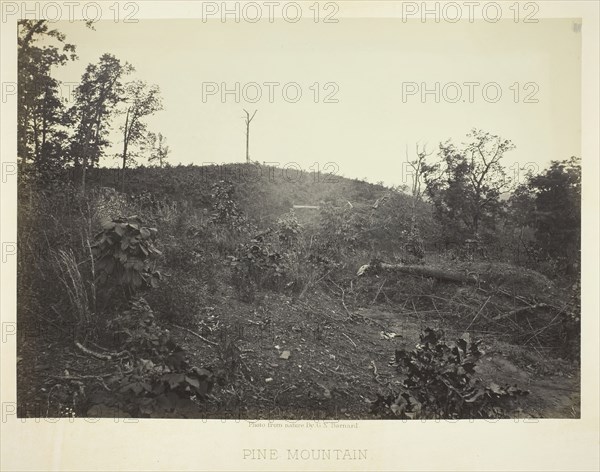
xmin=1 ymin=1 xmax=598 ymax=471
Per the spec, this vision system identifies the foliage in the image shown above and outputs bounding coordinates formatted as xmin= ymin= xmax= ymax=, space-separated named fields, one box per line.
xmin=371 ymin=329 xmax=529 ymax=419
xmin=424 ymin=129 xmax=514 ymax=245
xmin=318 ymin=202 xmax=368 ymax=256
xmin=88 ymin=298 xmax=214 ymax=418
xmin=369 ymin=189 xmax=435 ymax=259
xmin=275 ymin=209 xmax=301 ymax=246
xmin=91 ymin=215 xmax=162 ymax=298
xmin=17 ymin=20 xmax=77 ymax=178
xmin=118 ymin=80 xmax=164 ymax=179
xmin=517 ymin=156 xmax=581 ymax=275
xmin=68 ymin=53 xmax=133 ymax=189
xmin=149 ymin=227 xmax=220 ymax=325
xmin=210 ymin=180 xmax=249 ymax=229
xmin=231 ymin=230 xmax=286 ymax=300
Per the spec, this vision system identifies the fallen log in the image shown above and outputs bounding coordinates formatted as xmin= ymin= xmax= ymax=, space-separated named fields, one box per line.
xmin=357 ymin=260 xmax=560 ymax=310
xmin=357 ymin=263 xmax=479 ymax=285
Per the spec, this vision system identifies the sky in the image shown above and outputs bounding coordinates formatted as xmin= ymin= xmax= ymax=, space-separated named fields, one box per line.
xmin=42 ymin=18 xmax=581 ymax=188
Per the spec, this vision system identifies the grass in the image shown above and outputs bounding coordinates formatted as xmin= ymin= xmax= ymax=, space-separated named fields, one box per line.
xmin=54 ymin=249 xmax=92 ymax=325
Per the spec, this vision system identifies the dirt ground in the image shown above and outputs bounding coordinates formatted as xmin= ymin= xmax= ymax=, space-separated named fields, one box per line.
xmin=17 ymin=288 xmax=580 ymax=420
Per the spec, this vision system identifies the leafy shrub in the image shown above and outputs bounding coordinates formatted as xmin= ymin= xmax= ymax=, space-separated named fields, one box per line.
xmin=231 ymin=234 xmax=286 ymax=300
xmin=106 ymin=298 xmax=175 ymax=356
xmin=275 ymin=209 xmax=301 ymax=246
xmin=371 ymin=329 xmax=529 ymax=419
xmin=91 ymin=216 xmax=162 ymax=299
xmin=210 ymin=180 xmax=247 ymax=229
xmin=318 ymin=202 xmax=367 ymax=256
xmin=88 ymin=298 xmax=214 ymax=418
xmin=401 ymin=225 xmax=425 ymax=262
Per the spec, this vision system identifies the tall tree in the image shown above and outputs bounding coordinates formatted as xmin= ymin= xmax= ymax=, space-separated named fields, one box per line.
xmin=18 ymin=20 xmax=77 ymax=174
xmin=119 ymin=81 xmax=163 ymax=190
xmin=69 ymin=54 xmax=132 ymax=192
xmin=424 ymin=129 xmax=514 ymax=244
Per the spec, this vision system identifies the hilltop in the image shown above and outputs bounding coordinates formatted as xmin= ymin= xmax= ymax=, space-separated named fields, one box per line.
xmin=86 ymin=162 xmax=399 ymax=223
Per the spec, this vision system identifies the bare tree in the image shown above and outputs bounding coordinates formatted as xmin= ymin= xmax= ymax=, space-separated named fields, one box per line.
xmin=243 ymin=109 xmax=257 ymax=163
xmin=405 ymin=143 xmax=432 ymax=200
xmin=403 ymin=143 xmax=432 ymax=260
xmin=147 ymin=132 xmax=170 ymax=167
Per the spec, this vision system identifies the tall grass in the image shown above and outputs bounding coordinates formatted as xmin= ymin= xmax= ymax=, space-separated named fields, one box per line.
xmin=53 ymin=249 xmax=92 ymax=326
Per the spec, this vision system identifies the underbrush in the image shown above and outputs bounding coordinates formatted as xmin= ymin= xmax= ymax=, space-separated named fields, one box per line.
xmin=17 ymin=173 xmax=580 ymax=419
xmin=87 ymin=298 xmax=215 ymax=418
xmin=371 ymin=329 xmax=530 ymax=419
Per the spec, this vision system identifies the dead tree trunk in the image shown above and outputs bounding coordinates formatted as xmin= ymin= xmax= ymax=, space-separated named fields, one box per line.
xmin=243 ymin=109 xmax=257 ymax=163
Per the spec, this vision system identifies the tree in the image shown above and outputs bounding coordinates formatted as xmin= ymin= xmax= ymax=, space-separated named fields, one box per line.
xmin=424 ymin=129 xmax=514 ymax=245
xmin=405 ymin=143 xmax=431 ymax=200
xmin=404 ymin=144 xmax=433 ymax=257
xmin=525 ymin=156 xmax=581 ymax=274
xmin=243 ymin=109 xmax=257 ymax=163
xmin=147 ymin=132 xmax=171 ymax=167
xmin=69 ymin=54 xmax=132 ymax=192
xmin=17 ymin=20 xmax=77 ymax=175
xmin=119 ymin=81 xmax=163 ymax=190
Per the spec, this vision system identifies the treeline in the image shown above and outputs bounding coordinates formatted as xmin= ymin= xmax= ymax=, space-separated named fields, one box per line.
xmin=18 ymin=20 xmax=169 ymax=191
xmin=404 ymin=130 xmax=580 ymax=276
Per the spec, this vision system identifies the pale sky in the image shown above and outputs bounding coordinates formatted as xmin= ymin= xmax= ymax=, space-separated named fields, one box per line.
xmin=44 ymin=18 xmax=581 ymax=187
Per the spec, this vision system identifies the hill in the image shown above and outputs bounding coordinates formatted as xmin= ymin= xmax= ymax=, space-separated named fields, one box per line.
xmin=16 ymin=163 xmax=580 ymax=420
xmin=86 ymin=163 xmax=401 ymax=223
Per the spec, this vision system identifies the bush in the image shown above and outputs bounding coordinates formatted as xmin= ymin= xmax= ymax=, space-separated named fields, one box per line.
xmin=91 ymin=216 xmax=162 ymax=300
xmin=210 ymin=180 xmax=249 ymax=230
xmin=229 ymin=212 xmax=325 ymax=299
xmin=231 ymin=233 xmax=285 ymax=300
xmin=371 ymin=329 xmax=529 ymax=419
xmin=87 ymin=297 xmax=215 ymax=418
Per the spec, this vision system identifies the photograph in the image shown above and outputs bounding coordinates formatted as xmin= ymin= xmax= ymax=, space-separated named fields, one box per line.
xmin=1 ymin=1 xmax=598 ymax=471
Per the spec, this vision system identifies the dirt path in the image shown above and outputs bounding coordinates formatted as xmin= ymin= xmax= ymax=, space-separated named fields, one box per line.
xmin=17 ymin=293 xmax=580 ymax=419
xmin=355 ymin=306 xmax=581 ymax=418
xmin=170 ymin=295 xmax=580 ymax=419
